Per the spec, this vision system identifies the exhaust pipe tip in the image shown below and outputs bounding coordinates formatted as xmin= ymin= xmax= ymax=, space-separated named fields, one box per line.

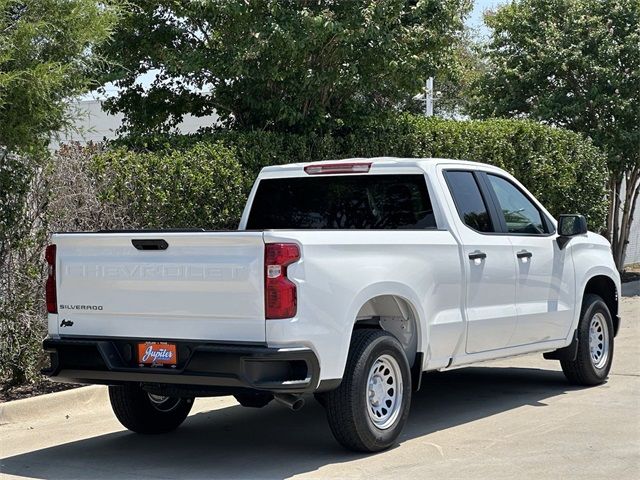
xmin=274 ymin=393 xmax=305 ymax=411
xmin=290 ymin=397 xmax=304 ymax=411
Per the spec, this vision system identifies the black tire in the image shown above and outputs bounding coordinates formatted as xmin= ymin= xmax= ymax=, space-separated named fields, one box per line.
xmin=109 ymin=384 xmax=193 ymax=434
xmin=324 ymin=329 xmax=412 ymax=452
xmin=313 ymin=392 xmax=328 ymax=408
xmin=234 ymin=392 xmax=273 ymax=408
xmin=561 ymin=293 xmax=614 ymax=386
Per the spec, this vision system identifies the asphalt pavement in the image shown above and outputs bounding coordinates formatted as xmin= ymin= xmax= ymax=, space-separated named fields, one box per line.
xmin=1 ymin=296 xmax=638 ymax=480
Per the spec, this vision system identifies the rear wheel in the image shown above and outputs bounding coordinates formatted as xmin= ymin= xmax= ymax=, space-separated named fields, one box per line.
xmin=324 ymin=329 xmax=411 ymax=452
xmin=109 ymin=384 xmax=193 ymax=434
xmin=560 ymin=294 xmax=614 ymax=385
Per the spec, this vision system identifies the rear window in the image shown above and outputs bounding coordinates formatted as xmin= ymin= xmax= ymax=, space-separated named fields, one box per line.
xmin=444 ymin=170 xmax=494 ymax=233
xmin=246 ymin=174 xmax=436 ymax=230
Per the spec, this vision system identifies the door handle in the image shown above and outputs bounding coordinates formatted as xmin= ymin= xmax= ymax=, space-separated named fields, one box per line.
xmin=468 ymin=251 xmax=487 ymax=260
xmin=132 ymin=239 xmax=169 ymax=251
xmin=516 ymin=250 xmax=533 ymax=259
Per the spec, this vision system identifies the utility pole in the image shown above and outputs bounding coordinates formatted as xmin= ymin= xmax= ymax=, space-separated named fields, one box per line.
xmin=425 ymin=77 xmax=434 ymax=117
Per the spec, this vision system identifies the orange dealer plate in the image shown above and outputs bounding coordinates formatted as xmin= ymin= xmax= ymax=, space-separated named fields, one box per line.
xmin=137 ymin=342 xmax=177 ymax=366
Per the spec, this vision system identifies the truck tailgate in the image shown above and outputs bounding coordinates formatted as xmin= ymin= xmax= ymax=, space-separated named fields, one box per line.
xmin=51 ymin=232 xmax=265 ymax=342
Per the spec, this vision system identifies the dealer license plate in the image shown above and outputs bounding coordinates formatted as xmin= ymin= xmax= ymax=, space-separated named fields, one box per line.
xmin=137 ymin=342 xmax=177 ymax=366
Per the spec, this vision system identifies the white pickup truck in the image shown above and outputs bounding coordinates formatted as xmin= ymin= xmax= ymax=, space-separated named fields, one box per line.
xmin=43 ymin=157 xmax=621 ymax=452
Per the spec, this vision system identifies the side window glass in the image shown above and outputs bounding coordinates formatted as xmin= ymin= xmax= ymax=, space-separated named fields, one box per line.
xmin=487 ymin=174 xmax=547 ymax=234
xmin=444 ymin=171 xmax=494 ymax=233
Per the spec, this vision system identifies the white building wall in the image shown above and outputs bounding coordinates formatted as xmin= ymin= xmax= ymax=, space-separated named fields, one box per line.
xmin=51 ymin=99 xmax=219 ymax=150
xmin=625 ymin=195 xmax=640 ymax=266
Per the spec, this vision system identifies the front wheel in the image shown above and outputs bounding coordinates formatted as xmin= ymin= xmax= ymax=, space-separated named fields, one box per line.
xmin=324 ymin=329 xmax=412 ymax=452
xmin=561 ymin=293 xmax=614 ymax=386
xmin=109 ymin=384 xmax=193 ymax=434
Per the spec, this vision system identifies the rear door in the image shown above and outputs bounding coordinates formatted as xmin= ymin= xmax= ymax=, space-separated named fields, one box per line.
xmin=442 ymin=169 xmax=518 ymax=354
xmin=483 ymin=173 xmax=575 ymax=344
xmin=53 ymin=232 xmax=266 ymax=342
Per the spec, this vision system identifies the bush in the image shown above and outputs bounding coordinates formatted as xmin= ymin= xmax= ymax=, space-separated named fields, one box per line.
xmin=47 ymin=143 xmax=132 ymax=233
xmin=92 ymin=142 xmax=246 ymax=230
xmin=0 ymin=143 xmax=133 ymax=386
xmin=0 ymin=151 xmax=49 ymax=385
xmin=338 ymin=116 xmax=609 ymax=230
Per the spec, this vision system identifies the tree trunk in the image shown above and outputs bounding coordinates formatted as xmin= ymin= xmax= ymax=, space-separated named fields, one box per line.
xmin=610 ymin=176 xmax=622 ymax=263
xmin=605 ymin=176 xmax=616 ymax=242
xmin=610 ymin=166 xmax=640 ymax=273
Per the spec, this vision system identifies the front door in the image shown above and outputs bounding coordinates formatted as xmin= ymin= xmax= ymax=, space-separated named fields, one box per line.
xmin=483 ymin=173 xmax=576 ymax=345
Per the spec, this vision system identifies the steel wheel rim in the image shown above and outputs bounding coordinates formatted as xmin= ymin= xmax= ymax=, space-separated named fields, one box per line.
xmin=366 ymin=354 xmax=403 ymax=430
xmin=148 ymin=393 xmax=181 ymax=412
xmin=589 ymin=312 xmax=609 ymax=369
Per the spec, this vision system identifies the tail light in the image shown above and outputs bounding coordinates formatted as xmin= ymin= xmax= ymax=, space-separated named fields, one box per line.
xmin=304 ymin=162 xmax=371 ymax=175
xmin=45 ymin=244 xmax=57 ymax=314
xmin=265 ymin=243 xmax=300 ymax=319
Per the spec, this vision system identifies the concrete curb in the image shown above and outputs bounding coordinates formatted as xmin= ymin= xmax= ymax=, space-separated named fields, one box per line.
xmin=0 ymin=385 xmax=108 ymax=425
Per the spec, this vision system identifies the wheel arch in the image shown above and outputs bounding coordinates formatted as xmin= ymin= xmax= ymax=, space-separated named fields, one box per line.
xmin=348 ymin=283 xmax=426 ymax=371
xmin=545 ymin=272 xmax=620 ymax=363
xmin=582 ymin=274 xmax=620 ymax=335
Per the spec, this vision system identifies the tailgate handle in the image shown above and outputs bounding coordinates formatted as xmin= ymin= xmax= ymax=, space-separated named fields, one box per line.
xmin=132 ymin=239 xmax=169 ymax=251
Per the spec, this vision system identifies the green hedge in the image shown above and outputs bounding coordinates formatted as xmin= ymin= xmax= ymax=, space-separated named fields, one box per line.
xmin=92 ymin=142 xmax=246 ymax=230
xmin=111 ymin=115 xmax=608 ymax=231
xmin=340 ymin=116 xmax=609 ymax=230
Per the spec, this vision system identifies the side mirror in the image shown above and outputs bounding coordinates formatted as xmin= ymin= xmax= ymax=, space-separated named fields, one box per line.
xmin=557 ymin=214 xmax=587 ymax=249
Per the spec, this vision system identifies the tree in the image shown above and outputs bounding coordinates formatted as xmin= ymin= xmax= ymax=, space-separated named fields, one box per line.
xmin=432 ymin=30 xmax=485 ymax=118
xmin=0 ymin=0 xmax=118 ymax=385
xmin=0 ymin=0 xmax=118 ymax=155
xmin=1 ymin=0 xmax=119 ymax=264
xmin=469 ymin=0 xmax=639 ymax=272
xmin=100 ymin=0 xmax=472 ymax=134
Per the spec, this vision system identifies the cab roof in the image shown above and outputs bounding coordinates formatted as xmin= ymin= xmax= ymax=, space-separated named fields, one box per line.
xmin=259 ymin=157 xmax=495 ymax=177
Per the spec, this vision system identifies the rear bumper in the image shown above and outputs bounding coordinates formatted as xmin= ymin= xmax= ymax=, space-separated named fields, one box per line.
xmin=42 ymin=337 xmax=320 ymax=394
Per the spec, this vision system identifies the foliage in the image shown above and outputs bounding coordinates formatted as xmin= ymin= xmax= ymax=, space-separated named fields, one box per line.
xmin=0 ymin=0 xmax=119 ymax=386
xmin=341 ymin=116 xmax=609 ymax=230
xmin=0 ymin=0 xmax=119 ymax=155
xmin=115 ymin=115 xmax=609 ymax=230
xmin=100 ymin=0 xmax=472 ymax=134
xmin=0 ymin=0 xmax=119 ymax=272
xmin=46 ymin=143 xmax=132 ymax=233
xmin=0 ymin=151 xmax=32 ymax=257
xmin=0 ymin=153 xmax=48 ymax=385
xmin=92 ymin=143 xmax=247 ymax=230
xmin=0 ymin=143 xmax=131 ymax=386
xmin=469 ymin=0 xmax=639 ymax=269
xmin=407 ymin=30 xmax=485 ymax=118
